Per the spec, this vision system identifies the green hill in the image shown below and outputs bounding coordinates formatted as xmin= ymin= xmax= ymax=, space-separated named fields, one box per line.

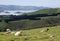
xmin=0 ymin=8 xmax=60 ymax=31
xmin=24 ymin=8 xmax=60 ymax=15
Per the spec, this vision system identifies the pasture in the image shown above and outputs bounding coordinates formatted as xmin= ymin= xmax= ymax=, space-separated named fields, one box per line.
xmin=0 ymin=26 xmax=60 ymax=41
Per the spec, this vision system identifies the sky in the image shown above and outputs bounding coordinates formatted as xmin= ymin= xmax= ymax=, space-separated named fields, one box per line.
xmin=0 ymin=0 xmax=60 ymax=8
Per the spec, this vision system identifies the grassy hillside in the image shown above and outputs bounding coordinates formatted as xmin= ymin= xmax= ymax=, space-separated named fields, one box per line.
xmin=24 ymin=8 xmax=60 ymax=15
xmin=0 ymin=8 xmax=60 ymax=31
xmin=0 ymin=26 xmax=60 ymax=41
xmin=0 ymin=16 xmax=60 ymax=31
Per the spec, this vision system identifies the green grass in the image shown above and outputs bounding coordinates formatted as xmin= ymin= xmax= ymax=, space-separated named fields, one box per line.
xmin=0 ymin=26 xmax=60 ymax=41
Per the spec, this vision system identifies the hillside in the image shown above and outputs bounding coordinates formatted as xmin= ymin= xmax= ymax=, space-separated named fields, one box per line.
xmin=0 ymin=26 xmax=60 ymax=41
xmin=0 ymin=8 xmax=60 ymax=31
xmin=24 ymin=8 xmax=60 ymax=15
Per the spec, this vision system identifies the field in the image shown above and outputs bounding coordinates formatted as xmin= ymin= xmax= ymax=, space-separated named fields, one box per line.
xmin=0 ymin=26 xmax=60 ymax=41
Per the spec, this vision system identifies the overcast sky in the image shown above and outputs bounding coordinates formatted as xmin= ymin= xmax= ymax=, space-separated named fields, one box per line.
xmin=0 ymin=0 xmax=60 ymax=8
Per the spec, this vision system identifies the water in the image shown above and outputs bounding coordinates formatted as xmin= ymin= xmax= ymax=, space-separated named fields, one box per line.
xmin=0 ymin=10 xmax=37 ymax=15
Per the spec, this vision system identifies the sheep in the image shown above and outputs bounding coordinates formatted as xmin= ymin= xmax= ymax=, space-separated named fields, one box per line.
xmin=48 ymin=34 xmax=55 ymax=38
xmin=14 ymin=31 xmax=22 ymax=36
xmin=6 ymin=29 xmax=11 ymax=34
xmin=6 ymin=29 xmax=11 ymax=32
xmin=11 ymin=31 xmax=16 ymax=34
xmin=50 ymin=35 xmax=55 ymax=38
xmin=41 ymin=28 xmax=49 ymax=32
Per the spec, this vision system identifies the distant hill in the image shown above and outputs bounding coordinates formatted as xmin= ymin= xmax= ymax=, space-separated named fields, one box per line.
xmin=25 ymin=8 xmax=60 ymax=15
xmin=0 ymin=5 xmax=47 ymax=11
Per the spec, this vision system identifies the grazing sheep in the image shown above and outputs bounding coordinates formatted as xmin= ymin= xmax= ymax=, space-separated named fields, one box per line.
xmin=11 ymin=31 xmax=16 ymax=34
xmin=5 ymin=32 xmax=10 ymax=34
xmin=6 ymin=29 xmax=11 ymax=34
xmin=49 ymin=35 xmax=55 ymax=38
xmin=41 ymin=28 xmax=49 ymax=32
xmin=6 ymin=29 xmax=11 ymax=32
xmin=14 ymin=31 xmax=22 ymax=36
xmin=48 ymin=34 xmax=55 ymax=38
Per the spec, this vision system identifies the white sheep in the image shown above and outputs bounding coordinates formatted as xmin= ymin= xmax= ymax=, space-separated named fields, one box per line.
xmin=48 ymin=34 xmax=55 ymax=38
xmin=6 ymin=29 xmax=11 ymax=32
xmin=14 ymin=31 xmax=22 ymax=36
xmin=6 ymin=29 xmax=11 ymax=34
xmin=41 ymin=28 xmax=49 ymax=32
xmin=49 ymin=35 xmax=55 ymax=38
xmin=11 ymin=31 xmax=16 ymax=34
